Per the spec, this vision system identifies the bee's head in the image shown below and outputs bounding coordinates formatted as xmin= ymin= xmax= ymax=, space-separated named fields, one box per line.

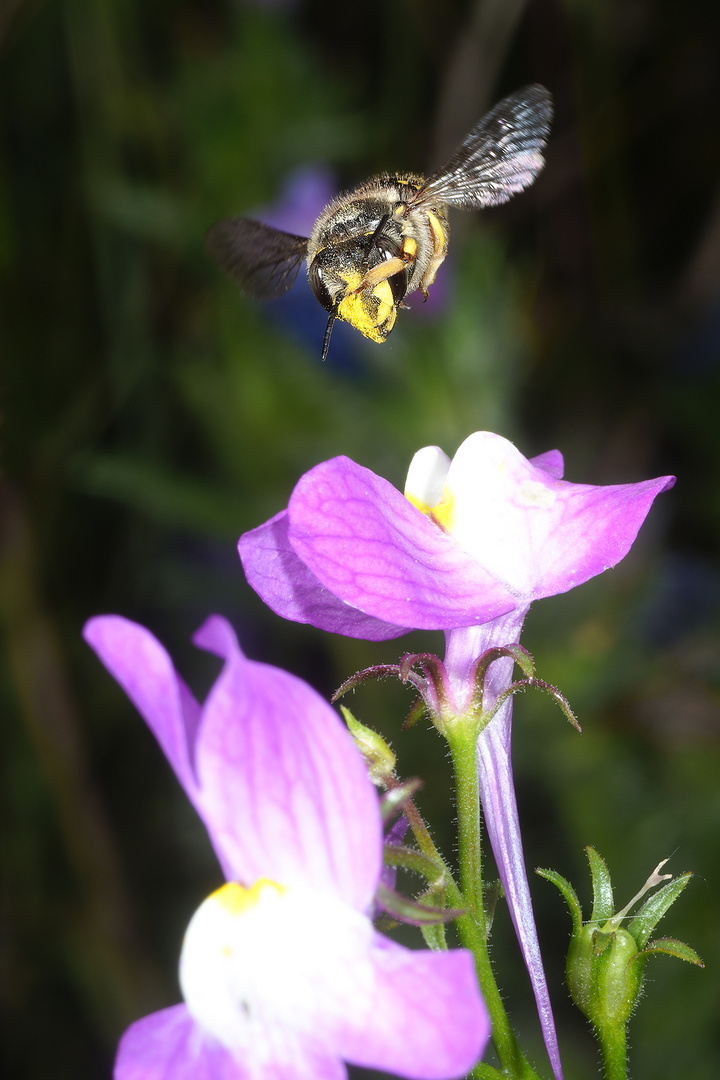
xmin=308 ymin=232 xmax=408 ymax=350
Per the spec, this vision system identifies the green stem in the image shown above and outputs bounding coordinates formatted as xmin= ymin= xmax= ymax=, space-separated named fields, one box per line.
xmin=596 ymin=1022 xmax=627 ymax=1080
xmin=445 ymin=720 xmax=540 ymax=1080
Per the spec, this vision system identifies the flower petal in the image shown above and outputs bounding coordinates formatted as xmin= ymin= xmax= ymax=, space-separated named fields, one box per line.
xmin=339 ymin=934 xmax=489 ymax=1079
xmin=83 ymin=616 xmax=201 ymax=804
xmin=530 ymin=474 xmax=676 ymax=600
xmin=115 ymin=1005 xmax=239 ymax=1080
xmin=441 ymin=433 xmax=674 ymax=599
xmin=239 ymin=510 xmax=407 ymax=640
xmin=114 ymin=1004 xmax=347 ymax=1080
xmin=529 ymin=448 xmax=564 ymax=479
xmin=286 ymin=456 xmax=518 ymax=629
xmin=191 ymin=616 xmax=383 ymax=909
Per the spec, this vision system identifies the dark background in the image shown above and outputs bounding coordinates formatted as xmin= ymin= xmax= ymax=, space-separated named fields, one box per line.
xmin=2 ymin=1 xmax=720 ymax=1077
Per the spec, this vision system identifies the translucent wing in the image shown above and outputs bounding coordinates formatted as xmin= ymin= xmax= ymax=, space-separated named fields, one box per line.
xmin=410 ymin=85 xmax=553 ymax=211
xmin=206 ymin=217 xmax=309 ymax=300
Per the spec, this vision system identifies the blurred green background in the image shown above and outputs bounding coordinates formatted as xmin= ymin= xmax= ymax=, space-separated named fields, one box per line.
xmin=2 ymin=1 xmax=720 ymax=1077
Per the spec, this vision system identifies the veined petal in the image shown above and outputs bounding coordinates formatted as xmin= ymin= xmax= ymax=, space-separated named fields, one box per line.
xmin=239 ymin=510 xmax=407 ymax=641
xmin=287 ymin=456 xmax=519 ymax=629
xmin=190 ymin=616 xmax=383 ymax=909
xmin=340 ymin=934 xmax=489 ymax=1079
xmin=85 ymin=615 xmax=383 ymax=909
xmin=436 ymin=432 xmax=674 ymax=599
xmin=83 ymin=616 xmax=201 ymax=804
xmin=239 ymin=433 xmax=673 ymax=637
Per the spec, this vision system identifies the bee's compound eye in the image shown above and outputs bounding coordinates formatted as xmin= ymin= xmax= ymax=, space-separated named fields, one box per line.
xmin=388 ymin=267 xmax=408 ymax=305
xmin=308 ymin=260 xmax=334 ymax=312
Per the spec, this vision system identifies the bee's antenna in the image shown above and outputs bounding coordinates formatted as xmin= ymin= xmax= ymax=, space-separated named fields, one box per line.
xmin=371 ymin=213 xmax=390 ymax=242
xmin=321 ymin=312 xmax=336 ymax=362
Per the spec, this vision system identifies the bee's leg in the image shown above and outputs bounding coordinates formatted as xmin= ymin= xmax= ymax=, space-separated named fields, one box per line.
xmin=418 ymin=210 xmax=449 ymax=299
xmin=351 ymin=236 xmax=418 ymax=294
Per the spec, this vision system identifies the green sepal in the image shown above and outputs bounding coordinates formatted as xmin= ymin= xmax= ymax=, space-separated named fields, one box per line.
xmin=627 ymin=871 xmax=692 ymax=948
xmin=526 ymin=677 xmax=581 ymax=731
xmin=587 ymin=846 xmax=615 ymax=923
xmin=483 ymin=878 xmax=505 ymax=936
xmin=375 ymin=882 xmax=461 ymax=927
xmin=638 ymin=936 xmax=704 ymax=967
xmin=421 ymin=918 xmax=448 ymax=951
xmin=472 ymin=643 xmax=536 ymax=693
xmin=383 ymin=842 xmax=447 ymax=885
xmin=403 ymin=695 xmax=427 ymax=729
xmin=379 ymin=778 xmax=421 ymax=823
xmin=483 ymin=676 xmax=580 ymax=732
xmin=333 ymin=663 xmax=406 ymax=701
xmin=536 ymin=866 xmax=583 ymax=936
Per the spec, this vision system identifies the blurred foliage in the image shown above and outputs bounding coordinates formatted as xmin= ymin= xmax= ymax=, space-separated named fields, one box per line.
xmin=2 ymin=1 xmax=720 ymax=1078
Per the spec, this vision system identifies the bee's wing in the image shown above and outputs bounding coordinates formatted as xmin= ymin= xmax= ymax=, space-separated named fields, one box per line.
xmin=410 ymin=85 xmax=553 ymax=211
xmin=206 ymin=217 xmax=309 ymax=300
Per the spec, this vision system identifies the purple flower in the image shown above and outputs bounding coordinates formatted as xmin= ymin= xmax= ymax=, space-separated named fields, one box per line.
xmin=238 ymin=431 xmax=676 ymax=1080
xmin=260 ymin=164 xmax=337 ymax=238
xmin=239 ymin=433 xmax=673 ymax=642
xmin=84 ymin=614 xmax=488 ymax=1080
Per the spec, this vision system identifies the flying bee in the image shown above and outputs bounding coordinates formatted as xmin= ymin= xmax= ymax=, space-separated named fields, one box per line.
xmin=207 ymin=85 xmax=552 ymax=361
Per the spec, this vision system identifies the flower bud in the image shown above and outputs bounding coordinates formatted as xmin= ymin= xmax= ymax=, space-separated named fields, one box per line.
xmin=340 ymin=706 xmax=396 ymax=785
xmin=539 ymin=846 xmax=702 ymax=1052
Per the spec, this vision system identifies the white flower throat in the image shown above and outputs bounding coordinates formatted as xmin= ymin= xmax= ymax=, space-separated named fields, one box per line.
xmin=180 ymin=879 xmax=373 ymax=1065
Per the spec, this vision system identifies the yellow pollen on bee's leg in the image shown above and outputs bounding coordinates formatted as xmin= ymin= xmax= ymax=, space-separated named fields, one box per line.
xmin=338 ymin=281 xmax=397 ymax=342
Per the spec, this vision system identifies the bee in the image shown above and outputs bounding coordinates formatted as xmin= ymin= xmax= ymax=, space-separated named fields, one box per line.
xmin=207 ymin=85 xmax=552 ymax=361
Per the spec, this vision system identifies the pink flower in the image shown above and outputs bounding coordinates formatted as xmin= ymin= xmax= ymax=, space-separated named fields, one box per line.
xmin=84 ymin=614 xmax=489 ymax=1080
